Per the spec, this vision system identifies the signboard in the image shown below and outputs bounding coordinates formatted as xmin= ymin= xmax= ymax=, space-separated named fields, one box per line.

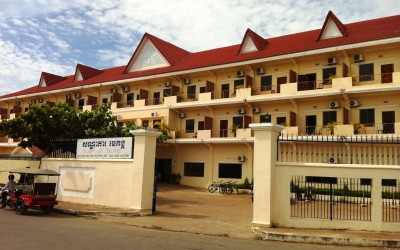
xmin=76 ymin=137 xmax=133 ymax=159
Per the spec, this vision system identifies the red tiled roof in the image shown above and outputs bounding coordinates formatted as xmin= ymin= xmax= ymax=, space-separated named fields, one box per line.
xmin=317 ymin=10 xmax=349 ymax=41
xmin=1 ymin=12 xmax=400 ymax=99
xmin=75 ymin=64 xmax=104 ymax=81
xmin=39 ymin=72 xmax=67 ymax=87
xmin=238 ymin=28 xmax=269 ymax=54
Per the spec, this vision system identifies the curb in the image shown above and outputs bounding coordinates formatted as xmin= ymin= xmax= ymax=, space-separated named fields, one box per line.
xmin=53 ymin=208 xmax=141 ymax=217
xmin=252 ymin=227 xmax=400 ymax=248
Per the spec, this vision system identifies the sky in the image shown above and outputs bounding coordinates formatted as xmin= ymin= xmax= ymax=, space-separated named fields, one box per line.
xmin=0 ymin=0 xmax=399 ymax=96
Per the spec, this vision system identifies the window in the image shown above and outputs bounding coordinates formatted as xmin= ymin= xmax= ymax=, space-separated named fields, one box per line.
xmin=78 ymin=98 xmax=85 ymax=107
xmin=360 ymin=109 xmax=375 ymax=126
xmin=142 ymin=120 xmax=149 ymax=128
xmin=198 ymin=121 xmax=204 ymax=130
xmin=127 ymin=93 xmax=134 ymax=106
xmin=232 ymin=116 xmax=243 ymax=128
xmin=187 ymin=85 xmax=196 ymax=100
xmin=260 ymin=114 xmax=272 ymax=123
xmin=260 ymin=75 xmax=272 ymax=91
xmin=276 ymin=116 xmax=286 ymax=125
xmin=185 ymin=119 xmax=195 ymax=133
xmin=359 ymin=63 xmax=374 ymax=82
xmin=163 ymin=88 xmax=171 ymax=97
xmin=234 ymin=79 xmax=244 ymax=89
xmin=102 ymin=98 xmax=108 ymax=104
xmin=184 ymin=162 xmax=204 ymax=177
xmin=218 ymin=163 xmax=242 ymax=179
xmin=323 ymin=67 xmax=337 ymax=83
xmin=323 ymin=111 xmax=337 ymax=125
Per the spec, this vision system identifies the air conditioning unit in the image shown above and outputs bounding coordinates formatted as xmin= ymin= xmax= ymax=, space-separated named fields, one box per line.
xmin=110 ymin=87 xmax=117 ymax=93
xmin=123 ymin=86 xmax=130 ymax=92
xmin=75 ymin=92 xmax=81 ymax=98
xmin=183 ymin=78 xmax=191 ymax=85
xmin=328 ymin=157 xmax=339 ymax=164
xmin=236 ymin=70 xmax=245 ymax=78
xmin=15 ymin=101 xmax=21 ymax=106
xmin=238 ymin=155 xmax=246 ymax=162
xmin=66 ymin=94 xmax=71 ymax=99
xmin=353 ymin=54 xmax=364 ymax=62
xmin=38 ymin=98 xmax=43 ymax=103
xmin=237 ymin=108 xmax=246 ymax=114
xmin=327 ymin=57 xmax=337 ymax=65
xmin=151 ymin=112 xmax=158 ymax=117
xmin=348 ymin=100 xmax=360 ymax=107
xmin=164 ymin=81 xmax=171 ymax=87
xmin=330 ymin=101 xmax=340 ymax=109
xmin=178 ymin=113 xmax=186 ymax=118
xmin=256 ymin=67 xmax=264 ymax=75
xmin=252 ymin=107 xmax=260 ymax=114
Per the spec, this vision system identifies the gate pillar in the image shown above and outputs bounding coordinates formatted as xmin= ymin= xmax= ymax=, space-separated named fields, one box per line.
xmin=130 ymin=129 xmax=160 ymax=214
xmin=250 ymin=123 xmax=284 ymax=226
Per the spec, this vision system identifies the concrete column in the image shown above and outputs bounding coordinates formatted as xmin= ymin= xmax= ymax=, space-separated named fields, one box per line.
xmin=250 ymin=123 xmax=284 ymax=226
xmin=130 ymin=129 xmax=160 ymax=214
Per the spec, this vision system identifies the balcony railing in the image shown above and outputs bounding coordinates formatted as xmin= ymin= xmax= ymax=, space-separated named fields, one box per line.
xmin=298 ymin=80 xmax=332 ymax=91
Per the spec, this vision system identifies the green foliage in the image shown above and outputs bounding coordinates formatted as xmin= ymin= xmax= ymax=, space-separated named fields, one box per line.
xmin=0 ymin=102 xmax=135 ymax=150
xmin=243 ymin=177 xmax=250 ymax=189
xmin=156 ymin=134 xmax=169 ymax=143
xmin=170 ymin=173 xmax=182 ymax=184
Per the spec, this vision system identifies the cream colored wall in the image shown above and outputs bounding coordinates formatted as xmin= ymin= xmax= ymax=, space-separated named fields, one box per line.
xmin=162 ymin=143 xmax=253 ymax=188
xmin=273 ymin=162 xmax=400 ymax=232
xmin=0 ymin=159 xmax=40 ymax=184
xmin=42 ymin=159 xmax=135 ymax=208
xmin=350 ymin=47 xmax=400 ymax=77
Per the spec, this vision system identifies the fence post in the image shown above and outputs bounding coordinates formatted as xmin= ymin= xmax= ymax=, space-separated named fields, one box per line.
xmin=250 ymin=123 xmax=284 ymax=226
xmin=130 ymin=129 xmax=161 ymax=214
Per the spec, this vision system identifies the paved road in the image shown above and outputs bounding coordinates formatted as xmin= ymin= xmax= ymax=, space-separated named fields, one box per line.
xmin=0 ymin=209 xmax=380 ymax=250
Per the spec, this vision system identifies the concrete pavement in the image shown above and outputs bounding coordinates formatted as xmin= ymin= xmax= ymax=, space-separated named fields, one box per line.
xmin=54 ymin=183 xmax=400 ymax=248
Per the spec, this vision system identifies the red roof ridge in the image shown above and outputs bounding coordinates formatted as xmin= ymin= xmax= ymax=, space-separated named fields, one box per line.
xmin=145 ymin=33 xmax=191 ymax=65
xmin=39 ymin=72 xmax=67 ymax=87
xmin=238 ymin=28 xmax=269 ymax=54
xmin=317 ymin=10 xmax=348 ymax=41
xmin=75 ymin=63 xmax=104 ymax=82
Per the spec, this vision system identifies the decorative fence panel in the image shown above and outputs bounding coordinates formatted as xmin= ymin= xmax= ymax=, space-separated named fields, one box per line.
xmin=278 ymin=135 xmax=400 ymax=165
xmin=382 ymin=179 xmax=400 ymax=222
xmin=290 ymin=176 xmax=372 ymax=221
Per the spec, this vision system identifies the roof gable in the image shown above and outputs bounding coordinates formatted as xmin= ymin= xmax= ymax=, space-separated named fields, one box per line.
xmin=318 ymin=11 xmax=348 ymax=40
xmin=238 ymin=28 xmax=268 ymax=54
xmin=74 ymin=64 xmax=103 ymax=82
xmin=125 ymin=33 xmax=191 ymax=73
xmin=38 ymin=72 xmax=67 ymax=87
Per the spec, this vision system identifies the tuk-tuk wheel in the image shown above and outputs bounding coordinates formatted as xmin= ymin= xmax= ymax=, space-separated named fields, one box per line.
xmin=15 ymin=199 xmax=26 ymax=215
xmin=40 ymin=205 xmax=54 ymax=214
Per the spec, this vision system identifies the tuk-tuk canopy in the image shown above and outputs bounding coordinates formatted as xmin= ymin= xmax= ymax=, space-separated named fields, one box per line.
xmin=9 ymin=168 xmax=60 ymax=176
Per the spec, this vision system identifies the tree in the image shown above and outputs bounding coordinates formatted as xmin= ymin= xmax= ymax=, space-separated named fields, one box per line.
xmin=0 ymin=102 xmax=132 ymax=150
xmin=153 ymin=119 xmax=170 ymax=143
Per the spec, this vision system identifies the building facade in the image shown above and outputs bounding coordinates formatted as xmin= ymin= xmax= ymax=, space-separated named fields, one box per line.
xmin=1 ymin=11 xmax=400 ymax=188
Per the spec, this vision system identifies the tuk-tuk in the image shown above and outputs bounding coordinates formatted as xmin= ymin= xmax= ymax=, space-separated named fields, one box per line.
xmin=4 ymin=168 xmax=60 ymax=215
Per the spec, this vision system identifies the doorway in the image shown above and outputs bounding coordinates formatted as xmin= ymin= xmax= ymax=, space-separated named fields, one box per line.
xmin=155 ymin=159 xmax=172 ymax=183
xmin=220 ymin=120 xmax=228 ymax=137
xmin=381 ymin=64 xmax=394 ymax=83
xmin=221 ymin=84 xmax=230 ymax=98
xmin=382 ymin=111 xmax=395 ymax=134
xmin=306 ymin=115 xmax=317 ymax=135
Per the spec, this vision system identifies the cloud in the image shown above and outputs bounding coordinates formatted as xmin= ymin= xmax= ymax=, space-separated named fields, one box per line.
xmin=0 ymin=0 xmax=399 ymax=95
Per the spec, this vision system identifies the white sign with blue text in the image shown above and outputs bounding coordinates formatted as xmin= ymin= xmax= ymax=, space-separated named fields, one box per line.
xmin=76 ymin=137 xmax=133 ymax=159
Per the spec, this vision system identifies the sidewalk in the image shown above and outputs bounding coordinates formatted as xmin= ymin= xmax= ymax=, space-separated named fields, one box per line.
xmin=54 ymin=184 xmax=400 ymax=248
